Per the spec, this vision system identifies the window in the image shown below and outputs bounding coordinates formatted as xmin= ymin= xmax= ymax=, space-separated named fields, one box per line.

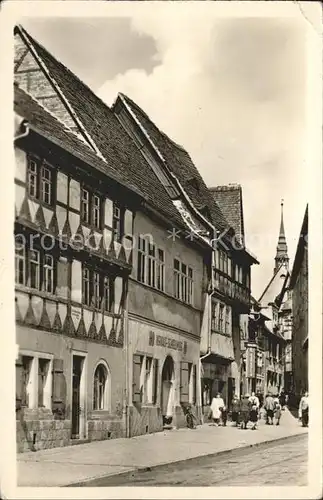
xmin=219 ymin=304 xmax=225 ymax=332
xmin=225 ymin=307 xmax=231 ymax=334
xmin=113 ymin=204 xmax=124 ymax=242
xmin=173 ymin=258 xmax=193 ymax=305
xmin=148 ymin=243 xmax=156 ymax=287
xmin=15 ymin=235 xmax=26 ymax=285
xmin=14 ymin=237 xmax=56 ymax=293
xmin=137 ymin=236 xmax=146 ymax=284
xmin=133 ymin=354 xmax=158 ymax=404
xmin=157 ymin=249 xmax=165 ymax=291
xmin=22 ymin=356 xmax=32 ymax=407
xmin=81 ymin=187 xmax=102 ymax=229
xmin=82 ymin=267 xmax=91 ymax=306
xmin=211 ymin=301 xmax=218 ymax=331
xmin=38 ymin=358 xmax=50 ymax=407
xmin=20 ymin=354 xmax=52 ymax=409
xmin=82 ymin=266 xmax=116 ymax=312
xmin=81 ymin=189 xmax=90 ymax=224
xmin=30 ymin=249 xmax=40 ymax=289
xmin=137 ymin=236 xmax=165 ymax=292
xmin=27 ymin=157 xmax=54 ymax=205
xmin=93 ymin=364 xmax=108 ymax=410
xmin=43 ymin=255 xmax=54 ymax=293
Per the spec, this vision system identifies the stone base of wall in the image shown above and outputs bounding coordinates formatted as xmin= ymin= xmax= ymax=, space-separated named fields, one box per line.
xmin=87 ymin=414 xmax=126 ymax=441
xmin=17 ymin=408 xmax=126 ymax=453
xmin=129 ymin=405 xmax=163 ymax=437
xmin=16 ymin=409 xmax=71 ymax=453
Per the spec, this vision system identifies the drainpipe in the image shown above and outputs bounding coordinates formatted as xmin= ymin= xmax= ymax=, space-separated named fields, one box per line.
xmin=14 ymin=119 xmax=30 ymax=143
xmin=198 ymin=232 xmax=217 ymax=422
xmin=14 ymin=120 xmax=30 ymax=364
xmin=124 ymin=279 xmax=131 ymax=438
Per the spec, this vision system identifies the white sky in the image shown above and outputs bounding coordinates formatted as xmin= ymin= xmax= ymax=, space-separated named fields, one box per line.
xmin=19 ymin=2 xmax=318 ymax=299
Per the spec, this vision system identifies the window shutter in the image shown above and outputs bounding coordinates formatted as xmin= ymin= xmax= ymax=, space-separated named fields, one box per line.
xmin=180 ymin=361 xmax=190 ymax=403
xmin=15 ymin=354 xmax=23 ymax=411
xmin=153 ymin=359 xmax=159 ymax=405
xmin=132 ymin=354 xmax=142 ymax=403
xmin=52 ymin=358 xmax=66 ymax=417
xmin=192 ymin=364 xmax=197 ymax=404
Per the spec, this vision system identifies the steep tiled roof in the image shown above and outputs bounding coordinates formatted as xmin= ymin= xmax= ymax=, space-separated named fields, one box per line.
xmin=14 ymin=84 xmax=142 ymax=195
xmin=209 ymin=184 xmax=244 ymax=240
xmin=15 ymin=25 xmax=185 ymax=231
xmin=118 ymin=94 xmax=230 ymax=234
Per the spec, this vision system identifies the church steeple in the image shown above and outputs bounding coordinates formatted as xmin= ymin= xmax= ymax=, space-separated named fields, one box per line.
xmin=274 ymin=199 xmax=289 ymax=274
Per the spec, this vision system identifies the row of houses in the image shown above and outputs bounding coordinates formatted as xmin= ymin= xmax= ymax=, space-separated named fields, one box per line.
xmin=240 ymin=202 xmax=308 ymax=404
xmin=14 ymin=25 xmax=259 ymax=452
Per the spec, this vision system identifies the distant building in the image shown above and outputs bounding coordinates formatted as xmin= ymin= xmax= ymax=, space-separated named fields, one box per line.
xmin=289 ymin=205 xmax=308 ymax=397
xmin=256 ymin=201 xmax=291 ymax=397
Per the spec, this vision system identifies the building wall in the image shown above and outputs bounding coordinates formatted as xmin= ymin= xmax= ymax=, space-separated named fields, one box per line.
xmin=128 ymin=211 xmax=204 ymax=434
xmin=292 ymin=244 xmax=308 ymax=396
xmin=15 ymin=142 xmax=132 ymax=451
xmin=16 ymin=325 xmax=125 ymax=452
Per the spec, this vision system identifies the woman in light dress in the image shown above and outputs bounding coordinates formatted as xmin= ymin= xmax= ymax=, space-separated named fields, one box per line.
xmin=210 ymin=393 xmax=225 ymax=426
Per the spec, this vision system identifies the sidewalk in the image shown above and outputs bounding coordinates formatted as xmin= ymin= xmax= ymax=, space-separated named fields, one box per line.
xmin=17 ymin=409 xmax=307 ymax=487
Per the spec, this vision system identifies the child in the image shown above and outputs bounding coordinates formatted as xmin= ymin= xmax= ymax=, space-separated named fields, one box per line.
xmin=274 ymin=395 xmax=282 ymax=425
xmin=221 ymin=405 xmax=228 ymax=426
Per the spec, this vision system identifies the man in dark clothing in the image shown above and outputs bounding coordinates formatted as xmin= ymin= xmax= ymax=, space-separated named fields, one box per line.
xmin=240 ymin=394 xmax=251 ymax=429
xmin=231 ymin=394 xmax=241 ymax=426
xmin=264 ymin=393 xmax=275 ymax=425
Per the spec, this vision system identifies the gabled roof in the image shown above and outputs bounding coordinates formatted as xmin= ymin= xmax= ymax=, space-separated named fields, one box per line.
xmin=209 ymin=184 xmax=245 ymax=242
xmin=258 ymin=263 xmax=289 ymax=306
xmin=14 ymin=84 xmax=143 ymax=196
xmin=115 ymin=93 xmax=229 ymax=234
xmin=14 ymin=25 xmax=186 ymax=231
xmin=289 ymin=204 xmax=308 ymax=289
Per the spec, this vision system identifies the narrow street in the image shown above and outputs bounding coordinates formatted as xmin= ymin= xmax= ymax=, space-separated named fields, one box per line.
xmin=85 ymin=434 xmax=307 ymax=487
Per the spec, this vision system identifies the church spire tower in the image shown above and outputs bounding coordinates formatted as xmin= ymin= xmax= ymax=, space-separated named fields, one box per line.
xmin=274 ymin=199 xmax=289 ymax=274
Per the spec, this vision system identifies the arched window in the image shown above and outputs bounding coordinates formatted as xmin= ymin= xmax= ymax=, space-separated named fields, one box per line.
xmin=93 ymin=364 xmax=108 ymax=410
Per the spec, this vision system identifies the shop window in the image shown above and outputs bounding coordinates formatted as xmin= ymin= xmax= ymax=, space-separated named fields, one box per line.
xmin=202 ymin=379 xmax=212 ymax=406
xmin=133 ymin=354 xmax=158 ymax=405
xmin=93 ymin=364 xmax=109 ymax=410
xmin=152 ymin=359 xmax=159 ymax=405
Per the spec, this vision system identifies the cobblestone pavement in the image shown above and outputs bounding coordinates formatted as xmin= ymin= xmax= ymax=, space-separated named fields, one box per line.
xmin=86 ymin=434 xmax=308 ymax=487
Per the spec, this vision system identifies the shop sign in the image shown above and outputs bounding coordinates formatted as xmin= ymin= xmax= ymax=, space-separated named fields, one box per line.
xmin=148 ymin=331 xmax=183 ymax=351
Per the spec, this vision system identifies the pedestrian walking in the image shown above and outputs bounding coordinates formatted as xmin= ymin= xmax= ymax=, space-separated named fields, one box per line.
xmin=249 ymin=392 xmax=259 ymax=430
xmin=264 ymin=392 xmax=275 ymax=425
xmin=273 ymin=395 xmax=282 ymax=425
xmin=240 ymin=393 xmax=251 ymax=430
xmin=231 ymin=394 xmax=241 ymax=426
xmin=221 ymin=405 xmax=228 ymax=426
xmin=298 ymin=391 xmax=309 ymax=427
xmin=279 ymin=390 xmax=286 ymax=410
xmin=210 ymin=393 xmax=225 ymax=426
